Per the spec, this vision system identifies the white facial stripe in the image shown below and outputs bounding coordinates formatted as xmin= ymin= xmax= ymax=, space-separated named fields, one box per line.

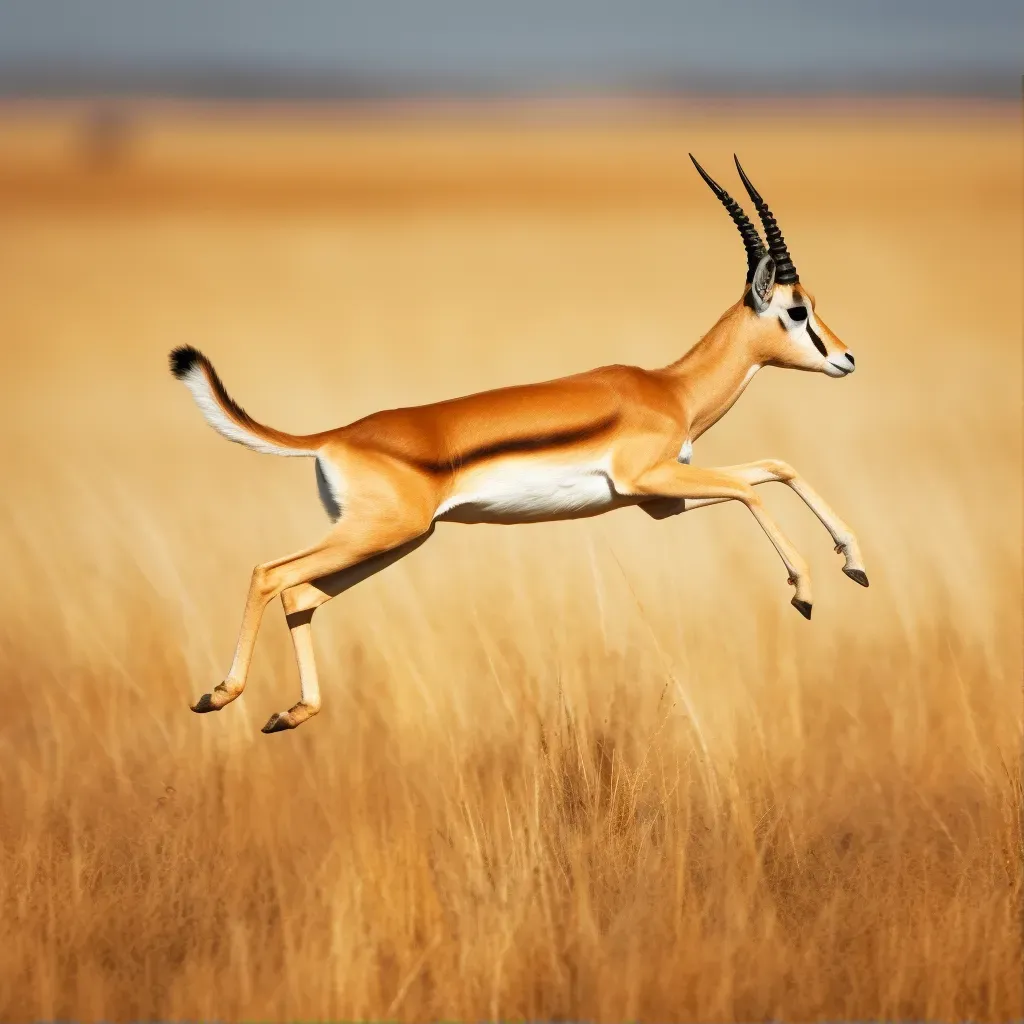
xmin=779 ymin=297 xmax=809 ymax=328
xmin=752 ymin=285 xmax=850 ymax=375
xmin=769 ymin=294 xmax=833 ymax=356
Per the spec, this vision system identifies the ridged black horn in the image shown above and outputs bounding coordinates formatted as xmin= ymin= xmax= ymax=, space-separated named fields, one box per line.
xmin=733 ymin=155 xmax=798 ymax=284
xmin=689 ymin=153 xmax=767 ymax=284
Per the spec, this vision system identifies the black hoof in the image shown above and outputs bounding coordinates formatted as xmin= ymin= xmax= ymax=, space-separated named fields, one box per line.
xmin=191 ymin=693 xmax=219 ymax=714
xmin=791 ymin=598 xmax=812 ymax=620
xmin=843 ymin=568 xmax=870 ymax=588
xmin=261 ymin=712 xmax=293 ymax=734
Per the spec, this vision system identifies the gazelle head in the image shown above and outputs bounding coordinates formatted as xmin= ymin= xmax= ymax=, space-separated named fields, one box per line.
xmin=690 ymin=154 xmax=855 ymax=379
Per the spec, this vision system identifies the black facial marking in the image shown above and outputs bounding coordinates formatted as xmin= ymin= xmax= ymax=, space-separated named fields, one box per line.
xmin=807 ymin=324 xmax=828 ymax=357
xmin=787 ymin=305 xmax=808 ymax=322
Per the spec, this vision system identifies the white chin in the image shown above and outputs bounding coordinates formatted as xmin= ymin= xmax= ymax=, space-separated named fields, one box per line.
xmin=824 ymin=362 xmax=850 ymax=378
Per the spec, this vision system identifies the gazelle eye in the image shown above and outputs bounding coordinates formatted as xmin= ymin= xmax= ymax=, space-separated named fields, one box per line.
xmin=788 ymin=306 xmax=808 ymax=322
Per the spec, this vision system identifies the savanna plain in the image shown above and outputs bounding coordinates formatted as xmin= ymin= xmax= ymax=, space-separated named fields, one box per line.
xmin=0 ymin=101 xmax=1021 ymax=1020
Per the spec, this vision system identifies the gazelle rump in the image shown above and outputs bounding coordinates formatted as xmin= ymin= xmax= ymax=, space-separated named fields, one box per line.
xmin=171 ymin=154 xmax=867 ymax=734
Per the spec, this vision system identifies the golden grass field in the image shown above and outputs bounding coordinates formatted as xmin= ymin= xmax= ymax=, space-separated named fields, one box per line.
xmin=0 ymin=100 xmax=1021 ymax=1020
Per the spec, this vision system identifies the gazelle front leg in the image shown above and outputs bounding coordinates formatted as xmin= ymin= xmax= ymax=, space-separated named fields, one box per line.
xmin=760 ymin=460 xmax=867 ymax=587
xmin=628 ymin=461 xmax=814 ymax=618
xmin=679 ymin=459 xmax=868 ymax=587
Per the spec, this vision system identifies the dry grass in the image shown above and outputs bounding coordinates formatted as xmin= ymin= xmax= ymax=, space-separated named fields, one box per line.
xmin=0 ymin=101 xmax=1021 ymax=1021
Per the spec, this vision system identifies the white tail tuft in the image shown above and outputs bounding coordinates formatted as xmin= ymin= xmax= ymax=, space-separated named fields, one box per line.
xmin=170 ymin=346 xmax=315 ymax=457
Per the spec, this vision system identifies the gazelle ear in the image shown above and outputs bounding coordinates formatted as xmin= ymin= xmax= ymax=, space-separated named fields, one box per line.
xmin=750 ymin=254 xmax=776 ymax=312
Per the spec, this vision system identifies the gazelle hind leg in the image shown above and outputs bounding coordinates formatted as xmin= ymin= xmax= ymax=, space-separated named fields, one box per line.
xmin=263 ymin=530 xmax=435 ymax=734
xmin=191 ymin=449 xmax=439 ymax=724
xmin=189 ymin=538 xmax=343 ymax=716
xmin=260 ymin=606 xmax=320 ymax=733
xmin=628 ymin=460 xmax=813 ymax=617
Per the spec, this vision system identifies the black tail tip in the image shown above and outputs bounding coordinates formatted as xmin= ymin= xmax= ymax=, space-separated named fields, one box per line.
xmin=169 ymin=345 xmax=203 ymax=379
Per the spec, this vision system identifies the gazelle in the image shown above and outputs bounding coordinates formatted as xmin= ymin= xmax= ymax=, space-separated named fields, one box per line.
xmin=171 ymin=155 xmax=867 ymax=734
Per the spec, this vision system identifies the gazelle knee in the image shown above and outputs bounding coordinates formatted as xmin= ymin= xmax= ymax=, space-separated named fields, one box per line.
xmin=255 ymin=564 xmax=317 ymax=608
xmin=760 ymin=459 xmax=796 ymax=482
xmin=740 ymin=484 xmax=763 ymax=509
xmin=251 ymin=564 xmax=275 ymax=602
xmin=281 ymin=584 xmax=306 ymax=617
xmin=282 ymin=582 xmax=332 ymax=619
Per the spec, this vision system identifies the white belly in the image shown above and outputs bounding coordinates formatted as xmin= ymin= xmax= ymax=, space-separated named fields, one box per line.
xmin=435 ymin=462 xmax=621 ymax=524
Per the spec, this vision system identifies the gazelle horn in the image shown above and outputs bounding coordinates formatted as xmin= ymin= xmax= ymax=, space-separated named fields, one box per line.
xmin=733 ymin=155 xmax=799 ymax=284
xmin=689 ymin=153 xmax=767 ymax=283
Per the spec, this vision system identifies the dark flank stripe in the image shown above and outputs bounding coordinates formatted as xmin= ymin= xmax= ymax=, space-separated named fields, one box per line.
xmin=414 ymin=413 xmax=620 ymax=474
xmin=807 ymin=324 xmax=829 ymax=357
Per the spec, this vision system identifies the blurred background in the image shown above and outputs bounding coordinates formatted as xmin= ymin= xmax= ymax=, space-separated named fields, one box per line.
xmin=0 ymin=3 xmax=1021 ymax=1022
xmin=1 ymin=0 xmax=1021 ymax=99
xmin=0 ymin=0 xmax=1020 ymax=195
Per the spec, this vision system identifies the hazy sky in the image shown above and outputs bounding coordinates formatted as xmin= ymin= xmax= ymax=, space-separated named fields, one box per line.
xmin=0 ymin=0 xmax=1020 ymax=96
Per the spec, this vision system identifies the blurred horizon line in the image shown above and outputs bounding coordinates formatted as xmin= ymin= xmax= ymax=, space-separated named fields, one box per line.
xmin=1 ymin=94 xmax=1016 ymax=216
xmin=0 ymin=66 xmax=1018 ymax=103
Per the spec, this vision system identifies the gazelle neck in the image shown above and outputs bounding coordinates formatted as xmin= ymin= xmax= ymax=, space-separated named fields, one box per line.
xmin=664 ymin=304 xmax=762 ymax=440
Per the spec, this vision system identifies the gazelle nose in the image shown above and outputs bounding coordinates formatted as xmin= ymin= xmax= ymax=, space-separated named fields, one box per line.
xmin=845 ymin=352 xmax=855 ymax=367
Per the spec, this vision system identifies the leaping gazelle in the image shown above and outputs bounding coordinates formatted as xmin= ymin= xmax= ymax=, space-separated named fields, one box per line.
xmin=171 ymin=155 xmax=867 ymax=734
